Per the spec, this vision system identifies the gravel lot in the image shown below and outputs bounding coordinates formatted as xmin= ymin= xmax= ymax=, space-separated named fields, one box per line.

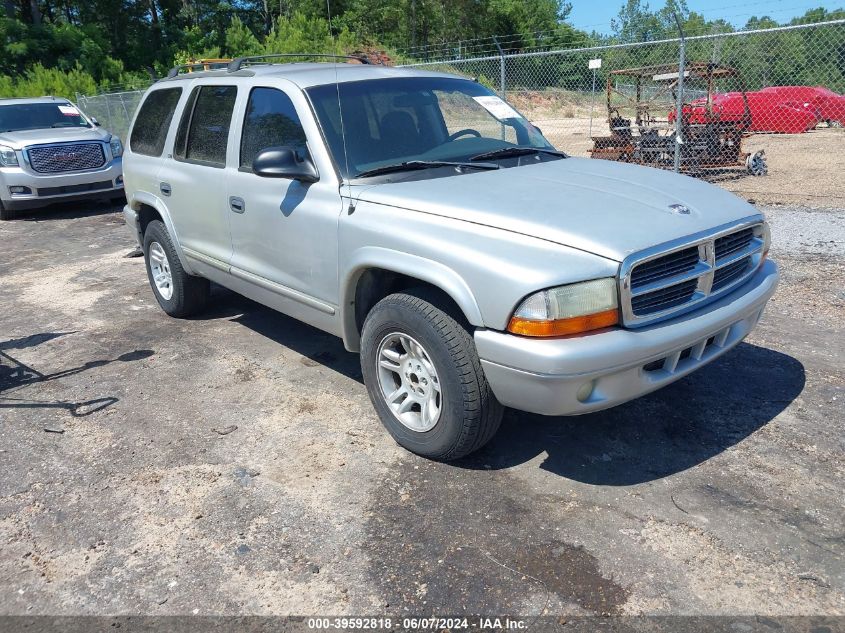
xmin=0 ymin=199 xmax=843 ymax=618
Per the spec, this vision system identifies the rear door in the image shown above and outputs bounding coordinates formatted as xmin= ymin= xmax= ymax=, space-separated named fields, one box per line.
xmin=157 ymin=80 xmax=238 ymax=268
xmin=125 ymin=86 xmax=184 ymax=204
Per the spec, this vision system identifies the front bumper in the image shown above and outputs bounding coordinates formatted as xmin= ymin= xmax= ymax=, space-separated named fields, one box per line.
xmin=476 ymin=259 xmax=779 ymax=416
xmin=0 ymin=159 xmax=123 ymax=210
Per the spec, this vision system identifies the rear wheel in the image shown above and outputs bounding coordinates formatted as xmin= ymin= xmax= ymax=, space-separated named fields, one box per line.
xmin=143 ymin=220 xmax=209 ymax=317
xmin=360 ymin=288 xmax=503 ymax=461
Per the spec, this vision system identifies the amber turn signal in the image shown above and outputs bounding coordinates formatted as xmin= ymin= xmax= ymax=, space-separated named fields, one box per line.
xmin=507 ymin=308 xmax=619 ymax=337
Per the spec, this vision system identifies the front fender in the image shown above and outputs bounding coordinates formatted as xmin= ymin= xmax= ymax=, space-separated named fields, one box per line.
xmin=340 ymin=247 xmax=483 ymax=352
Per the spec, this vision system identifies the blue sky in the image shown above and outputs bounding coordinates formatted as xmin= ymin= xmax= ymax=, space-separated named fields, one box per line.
xmin=568 ymin=0 xmax=842 ymax=34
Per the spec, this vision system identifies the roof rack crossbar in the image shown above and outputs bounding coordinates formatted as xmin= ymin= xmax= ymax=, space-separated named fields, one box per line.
xmin=227 ymin=53 xmax=370 ymax=72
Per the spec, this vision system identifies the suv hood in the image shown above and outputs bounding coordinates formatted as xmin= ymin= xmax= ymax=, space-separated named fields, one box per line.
xmin=0 ymin=126 xmax=110 ymax=150
xmin=354 ymin=157 xmax=761 ymax=262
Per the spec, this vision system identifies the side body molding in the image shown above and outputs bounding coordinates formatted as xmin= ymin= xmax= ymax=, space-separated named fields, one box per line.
xmin=340 ymin=246 xmax=484 ymax=352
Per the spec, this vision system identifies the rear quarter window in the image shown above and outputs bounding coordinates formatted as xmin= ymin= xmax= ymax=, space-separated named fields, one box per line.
xmin=129 ymin=88 xmax=182 ymax=157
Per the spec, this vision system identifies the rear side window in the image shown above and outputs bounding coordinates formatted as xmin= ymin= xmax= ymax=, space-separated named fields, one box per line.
xmin=174 ymin=85 xmax=237 ymax=167
xmin=130 ymin=88 xmax=182 ymax=156
xmin=240 ymin=87 xmax=307 ymax=170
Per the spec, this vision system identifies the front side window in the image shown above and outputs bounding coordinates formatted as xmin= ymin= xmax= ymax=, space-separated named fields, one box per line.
xmin=240 ymin=87 xmax=307 ymax=170
xmin=0 ymin=102 xmax=91 ymax=133
xmin=130 ymin=88 xmax=182 ymax=157
xmin=175 ymin=85 xmax=237 ymax=167
xmin=306 ymin=77 xmax=553 ymax=179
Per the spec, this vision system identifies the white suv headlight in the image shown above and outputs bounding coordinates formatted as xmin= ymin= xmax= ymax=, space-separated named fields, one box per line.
xmin=508 ymin=277 xmax=619 ymax=337
xmin=0 ymin=145 xmax=19 ymax=167
xmin=110 ymin=137 xmax=123 ymax=158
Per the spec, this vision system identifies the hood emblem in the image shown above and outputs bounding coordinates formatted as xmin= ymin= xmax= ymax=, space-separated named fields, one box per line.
xmin=669 ymin=204 xmax=691 ymax=215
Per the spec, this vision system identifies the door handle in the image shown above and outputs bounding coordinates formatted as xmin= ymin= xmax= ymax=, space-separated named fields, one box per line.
xmin=159 ymin=182 xmax=171 ymax=196
xmin=229 ymin=196 xmax=245 ymax=214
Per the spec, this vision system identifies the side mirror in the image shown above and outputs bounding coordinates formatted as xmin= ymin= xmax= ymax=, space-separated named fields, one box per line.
xmin=253 ymin=146 xmax=318 ymax=183
xmin=90 ymin=117 xmax=101 ymax=127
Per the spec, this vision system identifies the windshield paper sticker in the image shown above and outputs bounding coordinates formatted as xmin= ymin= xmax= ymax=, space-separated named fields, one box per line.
xmin=472 ymin=96 xmax=522 ymax=120
xmin=58 ymin=105 xmax=81 ymax=116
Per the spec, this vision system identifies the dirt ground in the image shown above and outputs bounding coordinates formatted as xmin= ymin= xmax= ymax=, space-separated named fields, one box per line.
xmin=0 ymin=200 xmax=843 ymax=623
xmin=526 ymin=114 xmax=845 ymax=209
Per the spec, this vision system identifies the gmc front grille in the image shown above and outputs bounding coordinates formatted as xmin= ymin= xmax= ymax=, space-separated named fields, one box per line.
xmin=27 ymin=143 xmax=106 ymax=173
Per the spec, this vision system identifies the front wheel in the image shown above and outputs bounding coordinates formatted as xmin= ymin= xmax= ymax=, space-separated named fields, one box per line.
xmin=0 ymin=201 xmax=16 ymax=221
xmin=360 ymin=289 xmax=503 ymax=461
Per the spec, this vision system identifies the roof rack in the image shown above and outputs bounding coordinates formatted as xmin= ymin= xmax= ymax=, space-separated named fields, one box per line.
xmin=0 ymin=95 xmax=60 ymax=101
xmin=226 ymin=53 xmax=371 ymax=72
xmin=166 ymin=62 xmax=227 ymax=79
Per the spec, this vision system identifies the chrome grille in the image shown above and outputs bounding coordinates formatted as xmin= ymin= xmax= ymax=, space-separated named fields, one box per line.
xmin=631 ymin=278 xmax=698 ymax=315
xmin=620 ymin=221 xmax=766 ymax=327
xmin=715 ymin=227 xmax=754 ymax=259
xmin=712 ymin=256 xmax=752 ymax=291
xmin=28 ymin=143 xmax=105 ymax=173
xmin=631 ymin=246 xmax=699 ymax=289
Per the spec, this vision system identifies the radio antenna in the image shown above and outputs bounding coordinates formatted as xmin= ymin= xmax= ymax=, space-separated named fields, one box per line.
xmin=326 ymin=0 xmax=353 ymax=203
xmin=326 ymin=0 xmax=333 ymax=33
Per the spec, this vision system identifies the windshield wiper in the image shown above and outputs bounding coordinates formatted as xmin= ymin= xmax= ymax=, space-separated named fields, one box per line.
xmin=470 ymin=147 xmax=568 ymax=161
xmin=355 ymin=160 xmax=499 ymax=179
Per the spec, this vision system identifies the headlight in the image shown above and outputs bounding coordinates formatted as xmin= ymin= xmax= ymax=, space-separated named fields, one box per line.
xmin=507 ymin=278 xmax=619 ymax=337
xmin=0 ymin=145 xmax=19 ymax=167
xmin=757 ymin=221 xmax=771 ymax=260
xmin=109 ymin=137 xmax=123 ymax=158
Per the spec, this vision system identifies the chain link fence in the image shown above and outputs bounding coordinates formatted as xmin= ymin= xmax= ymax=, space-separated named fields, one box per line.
xmin=75 ymin=19 xmax=845 ymax=208
xmin=75 ymin=89 xmax=147 ymax=146
xmin=402 ymin=19 xmax=845 ymax=207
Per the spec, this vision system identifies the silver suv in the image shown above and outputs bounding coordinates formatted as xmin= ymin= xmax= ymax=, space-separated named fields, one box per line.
xmin=123 ymin=56 xmax=779 ymax=460
xmin=0 ymin=97 xmax=124 ymax=220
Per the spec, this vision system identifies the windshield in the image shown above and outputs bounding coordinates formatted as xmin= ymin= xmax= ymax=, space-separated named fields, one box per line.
xmin=306 ymin=77 xmax=556 ymax=179
xmin=0 ymin=102 xmax=91 ymax=133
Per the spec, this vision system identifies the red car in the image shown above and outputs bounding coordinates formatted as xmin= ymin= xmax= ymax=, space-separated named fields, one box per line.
xmin=672 ymin=91 xmax=822 ymax=134
xmin=758 ymin=86 xmax=845 ymax=126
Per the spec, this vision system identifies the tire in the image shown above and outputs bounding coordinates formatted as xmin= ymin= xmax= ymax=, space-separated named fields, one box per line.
xmin=360 ymin=288 xmax=503 ymax=461
xmin=0 ymin=201 xmax=16 ymax=221
xmin=142 ymin=220 xmax=209 ymax=317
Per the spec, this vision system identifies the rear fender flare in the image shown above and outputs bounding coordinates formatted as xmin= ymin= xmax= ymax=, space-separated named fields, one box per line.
xmin=130 ymin=191 xmax=195 ymax=275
